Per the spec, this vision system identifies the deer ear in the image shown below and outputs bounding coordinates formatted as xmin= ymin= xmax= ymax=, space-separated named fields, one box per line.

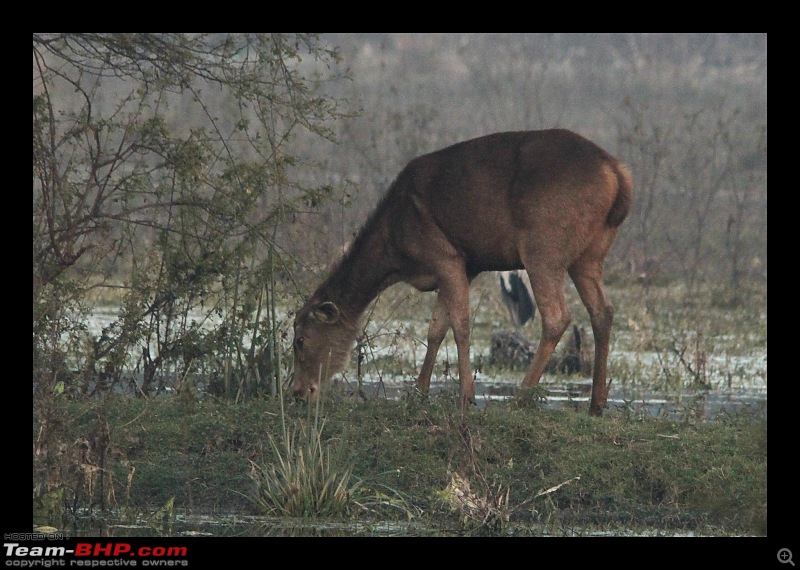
xmin=312 ymin=301 xmax=340 ymax=324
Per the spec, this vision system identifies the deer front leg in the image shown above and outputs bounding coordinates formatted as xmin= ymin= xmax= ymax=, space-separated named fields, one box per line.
xmin=436 ymin=273 xmax=475 ymax=409
xmin=417 ymin=296 xmax=449 ymax=395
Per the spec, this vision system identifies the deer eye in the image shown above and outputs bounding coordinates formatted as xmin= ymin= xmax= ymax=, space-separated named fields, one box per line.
xmin=295 ymin=337 xmax=304 ymax=350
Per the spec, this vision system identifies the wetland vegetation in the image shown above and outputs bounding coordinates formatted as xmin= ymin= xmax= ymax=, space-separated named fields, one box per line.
xmin=33 ymin=277 xmax=767 ymax=537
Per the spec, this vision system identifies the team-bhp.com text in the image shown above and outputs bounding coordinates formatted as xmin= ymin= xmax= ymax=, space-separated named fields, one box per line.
xmin=4 ymin=543 xmax=188 ymax=567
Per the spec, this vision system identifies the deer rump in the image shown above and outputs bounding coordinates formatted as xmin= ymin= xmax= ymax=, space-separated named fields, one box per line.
xmin=292 ymin=128 xmax=632 ymax=416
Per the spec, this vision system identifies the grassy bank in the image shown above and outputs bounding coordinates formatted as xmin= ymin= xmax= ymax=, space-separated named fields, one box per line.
xmin=33 ymin=389 xmax=767 ymax=536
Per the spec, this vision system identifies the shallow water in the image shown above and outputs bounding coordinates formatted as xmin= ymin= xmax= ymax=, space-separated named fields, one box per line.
xmin=337 ymin=372 xmax=766 ymax=421
xmin=79 ymin=307 xmax=767 ymax=421
xmin=64 ymin=510 xmax=737 ymax=537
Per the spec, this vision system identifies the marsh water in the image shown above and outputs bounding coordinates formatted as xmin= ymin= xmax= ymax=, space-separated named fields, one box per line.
xmin=339 ymin=363 xmax=766 ymax=421
xmin=64 ymin=511 xmax=732 ymax=537
xmin=82 ymin=305 xmax=768 ymax=421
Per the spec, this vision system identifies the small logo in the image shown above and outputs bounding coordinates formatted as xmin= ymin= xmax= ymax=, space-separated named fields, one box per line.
xmin=778 ymin=549 xmax=794 ymax=566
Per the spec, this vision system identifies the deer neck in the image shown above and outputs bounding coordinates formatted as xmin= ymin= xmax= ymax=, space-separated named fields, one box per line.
xmin=314 ymin=225 xmax=400 ymax=326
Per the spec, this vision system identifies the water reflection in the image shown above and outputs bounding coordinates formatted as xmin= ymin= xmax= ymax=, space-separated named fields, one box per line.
xmin=65 ymin=512 xmax=734 ymax=537
xmin=340 ymin=374 xmax=766 ymax=421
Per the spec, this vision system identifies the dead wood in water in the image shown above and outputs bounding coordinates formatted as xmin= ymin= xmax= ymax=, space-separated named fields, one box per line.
xmin=489 ymin=325 xmax=593 ymax=376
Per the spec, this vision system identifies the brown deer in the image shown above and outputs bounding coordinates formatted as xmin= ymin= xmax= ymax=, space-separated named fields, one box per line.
xmin=291 ymin=129 xmax=632 ymax=415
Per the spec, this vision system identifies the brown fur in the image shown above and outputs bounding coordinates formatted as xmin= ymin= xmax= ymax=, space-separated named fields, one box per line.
xmin=292 ymin=129 xmax=632 ymax=415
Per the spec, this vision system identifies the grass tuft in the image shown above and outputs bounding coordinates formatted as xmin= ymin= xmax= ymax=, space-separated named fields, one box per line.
xmin=249 ymin=416 xmax=362 ymax=518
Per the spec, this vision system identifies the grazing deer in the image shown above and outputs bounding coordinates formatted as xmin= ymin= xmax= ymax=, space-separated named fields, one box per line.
xmin=292 ymin=129 xmax=632 ymax=415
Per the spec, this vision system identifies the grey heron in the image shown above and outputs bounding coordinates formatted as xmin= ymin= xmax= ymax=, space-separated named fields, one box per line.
xmin=499 ymin=270 xmax=536 ymax=327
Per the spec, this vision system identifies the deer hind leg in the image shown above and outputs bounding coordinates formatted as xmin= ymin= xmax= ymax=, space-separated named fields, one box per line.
xmin=569 ymin=254 xmax=615 ymax=416
xmin=417 ymin=295 xmax=450 ymax=395
xmin=521 ymin=268 xmax=571 ymax=392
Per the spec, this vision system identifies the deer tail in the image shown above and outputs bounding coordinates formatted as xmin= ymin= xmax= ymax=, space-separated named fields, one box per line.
xmin=606 ymin=162 xmax=633 ymax=228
